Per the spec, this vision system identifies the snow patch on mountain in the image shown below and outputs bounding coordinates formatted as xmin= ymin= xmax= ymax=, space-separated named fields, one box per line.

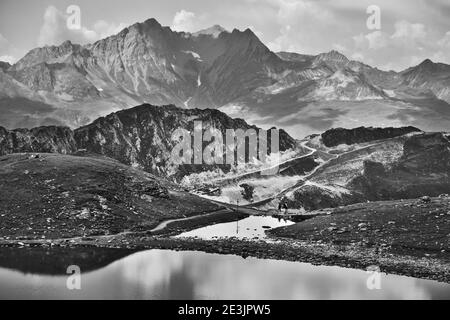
xmin=184 ymin=97 xmax=192 ymax=107
xmin=384 ymin=89 xmax=396 ymax=97
xmin=183 ymin=50 xmax=202 ymax=61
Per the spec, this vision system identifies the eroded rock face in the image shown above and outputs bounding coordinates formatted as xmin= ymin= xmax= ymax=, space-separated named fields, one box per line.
xmin=350 ymin=132 xmax=450 ymax=200
xmin=401 ymin=132 xmax=450 ymax=173
xmin=0 ymin=126 xmax=77 ymax=156
xmin=6 ymin=21 xmax=284 ymax=112
xmin=284 ymin=184 xmax=362 ymax=211
xmin=321 ymin=126 xmax=421 ymax=147
xmin=74 ymin=104 xmax=296 ymax=178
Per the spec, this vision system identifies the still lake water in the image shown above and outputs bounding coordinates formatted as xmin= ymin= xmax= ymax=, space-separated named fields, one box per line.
xmin=176 ymin=216 xmax=295 ymax=240
xmin=0 ymin=249 xmax=449 ymax=299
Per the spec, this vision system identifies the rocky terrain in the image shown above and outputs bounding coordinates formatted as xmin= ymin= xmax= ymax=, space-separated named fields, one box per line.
xmin=321 ymin=126 xmax=421 ymax=147
xmin=350 ymin=132 xmax=450 ymax=200
xmin=0 ymin=126 xmax=77 ymax=156
xmin=0 ymin=153 xmax=221 ymax=239
xmin=1 ymin=196 xmax=449 ymax=283
xmin=189 ymin=125 xmax=449 ymax=210
xmin=1 ymin=18 xmax=450 ymax=137
xmin=270 ymin=127 xmax=450 ymax=211
xmin=0 ymin=125 xmax=448 ymax=283
xmin=74 ymin=104 xmax=296 ymax=178
xmin=269 ymin=196 xmax=450 ymax=264
xmin=0 ymin=103 xmax=296 ymax=178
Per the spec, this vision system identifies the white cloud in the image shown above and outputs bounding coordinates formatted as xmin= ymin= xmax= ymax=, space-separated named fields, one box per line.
xmin=437 ymin=31 xmax=450 ymax=48
xmin=171 ymin=10 xmax=197 ymax=32
xmin=351 ymin=52 xmax=364 ymax=62
xmin=93 ymin=20 xmax=128 ymax=39
xmin=353 ymin=31 xmax=389 ymax=50
xmin=38 ymin=6 xmax=126 ymax=47
xmin=0 ymin=55 xmax=16 ymax=64
xmin=365 ymin=31 xmax=388 ymax=49
xmin=348 ymin=20 xmax=450 ymax=71
xmin=7 ymin=1 xmax=449 ymax=72
xmin=391 ymin=20 xmax=427 ymax=40
xmin=266 ymin=0 xmax=337 ymax=54
xmin=242 ymin=0 xmax=450 ymax=70
xmin=332 ymin=44 xmax=347 ymax=52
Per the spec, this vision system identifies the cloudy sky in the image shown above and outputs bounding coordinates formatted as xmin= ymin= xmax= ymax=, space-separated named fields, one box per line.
xmin=0 ymin=0 xmax=449 ymax=71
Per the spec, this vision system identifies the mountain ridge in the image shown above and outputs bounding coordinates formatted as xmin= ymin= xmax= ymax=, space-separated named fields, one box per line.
xmin=0 ymin=103 xmax=297 ymax=179
xmin=1 ymin=17 xmax=450 ymax=138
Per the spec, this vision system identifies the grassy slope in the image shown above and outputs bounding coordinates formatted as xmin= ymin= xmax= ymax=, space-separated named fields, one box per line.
xmin=0 ymin=153 xmax=221 ymax=239
xmin=270 ymin=197 xmax=450 ymax=260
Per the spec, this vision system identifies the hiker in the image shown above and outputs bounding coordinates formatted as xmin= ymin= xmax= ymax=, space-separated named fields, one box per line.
xmin=278 ymin=201 xmax=288 ymax=215
xmin=282 ymin=202 xmax=288 ymax=214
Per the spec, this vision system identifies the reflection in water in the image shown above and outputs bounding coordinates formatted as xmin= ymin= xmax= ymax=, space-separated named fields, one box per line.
xmin=176 ymin=216 xmax=295 ymax=240
xmin=0 ymin=249 xmax=449 ymax=299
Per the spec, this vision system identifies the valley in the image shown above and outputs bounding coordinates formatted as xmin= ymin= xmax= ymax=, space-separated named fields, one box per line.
xmin=0 ymin=122 xmax=449 ymax=287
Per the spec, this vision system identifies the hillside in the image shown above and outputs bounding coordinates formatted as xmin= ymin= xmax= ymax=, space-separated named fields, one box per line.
xmin=0 ymin=104 xmax=296 ymax=178
xmin=274 ymin=128 xmax=450 ymax=211
xmin=0 ymin=153 xmax=221 ymax=239
xmin=269 ymin=197 xmax=450 ymax=262
xmin=74 ymin=104 xmax=296 ymax=178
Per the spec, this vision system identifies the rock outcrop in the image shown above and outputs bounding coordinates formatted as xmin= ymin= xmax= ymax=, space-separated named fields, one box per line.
xmin=351 ymin=132 xmax=450 ymax=200
xmin=0 ymin=104 xmax=296 ymax=178
xmin=0 ymin=126 xmax=77 ymax=156
xmin=74 ymin=104 xmax=296 ymax=177
xmin=321 ymin=126 xmax=421 ymax=147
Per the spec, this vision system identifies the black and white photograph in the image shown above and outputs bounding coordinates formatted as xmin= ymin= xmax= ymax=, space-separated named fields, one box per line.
xmin=0 ymin=0 xmax=449 ymax=304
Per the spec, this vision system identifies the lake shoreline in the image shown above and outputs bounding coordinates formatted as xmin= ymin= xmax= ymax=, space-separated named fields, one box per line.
xmin=1 ymin=196 xmax=449 ymax=285
xmin=1 ymin=231 xmax=449 ymax=285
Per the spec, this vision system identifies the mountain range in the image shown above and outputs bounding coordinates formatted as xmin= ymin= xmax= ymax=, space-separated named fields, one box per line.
xmin=1 ymin=18 xmax=450 ymax=138
xmin=0 ymin=104 xmax=296 ymax=179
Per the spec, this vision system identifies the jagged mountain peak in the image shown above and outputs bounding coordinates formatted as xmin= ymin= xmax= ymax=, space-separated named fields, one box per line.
xmin=2 ymin=15 xmax=450 ymax=136
xmin=10 ymin=41 xmax=80 ymax=71
xmin=420 ymin=58 xmax=434 ymax=66
xmin=311 ymin=50 xmax=350 ymax=72
xmin=143 ymin=17 xmax=162 ymax=27
xmin=415 ymin=58 xmax=450 ymax=73
xmin=231 ymin=27 xmax=255 ymax=36
xmin=403 ymin=58 xmax=450 ymax=74
xmin=124 ymin=17 xmax=168 ymax=36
